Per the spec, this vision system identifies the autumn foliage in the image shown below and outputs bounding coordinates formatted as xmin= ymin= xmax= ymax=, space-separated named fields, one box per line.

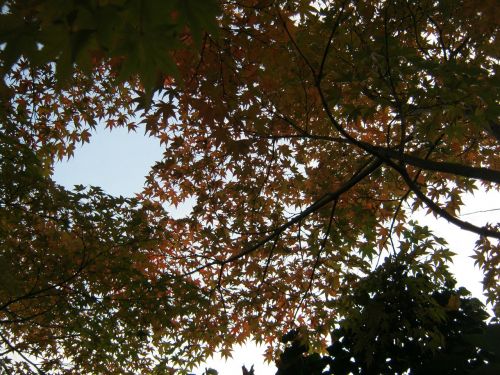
xmin=1 ymin=0 xmax=499 ymax=373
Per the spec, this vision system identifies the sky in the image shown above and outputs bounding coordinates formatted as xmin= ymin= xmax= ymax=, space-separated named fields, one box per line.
xmin=53 ymin=125 xmax=499 ymax=375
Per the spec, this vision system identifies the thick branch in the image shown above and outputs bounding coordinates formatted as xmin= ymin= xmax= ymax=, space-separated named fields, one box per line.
xmin=315 ymin=82 xmax=500 ymax=238
xmin=368 ymin=144 xmax=500 ymax=184
xmin=393 ymin=163 xmax=500 ymax=239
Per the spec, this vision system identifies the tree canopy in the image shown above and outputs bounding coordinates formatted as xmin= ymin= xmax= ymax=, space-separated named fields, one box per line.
xmin=1 ymin=0 xmax=499 ymax=373
xmin=276 ymin=259 xmax=500 ymax=374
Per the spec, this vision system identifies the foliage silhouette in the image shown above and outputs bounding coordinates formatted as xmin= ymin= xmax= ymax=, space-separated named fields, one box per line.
xmin=276 ymin=257 xmax=499 ymax=375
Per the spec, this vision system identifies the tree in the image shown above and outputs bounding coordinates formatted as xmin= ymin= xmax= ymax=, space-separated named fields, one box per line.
xmin=1 ymin=0 xmax=499 ymax=373
xmin=0 ymin=128 xmax=216 ymax=373
xmin=276 ymin=257 xmax=500 ymax=374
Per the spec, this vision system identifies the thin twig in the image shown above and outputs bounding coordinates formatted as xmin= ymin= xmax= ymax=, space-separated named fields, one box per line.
xmin=293 ymin=199 xmax=337 ymax=320
xmin=0 ymin=332 xmax=46 ymax=375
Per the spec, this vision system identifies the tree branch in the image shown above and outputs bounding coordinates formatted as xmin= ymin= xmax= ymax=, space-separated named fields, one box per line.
xmin=0 ymin=331 xmax=46 ymax=375
xmin=392 ymin=163 xmax=500 ymax=239
xmin=221 ymin=158 xmax=381 ymax=264
xmin=367 ymin=144 xmax=500 ymax=184
xmin=317 ymin=1 xmax=348 ymax=83
xmin=183 ymin=158 xmax=382 ymax=276
xmin=294 ymin=199 xmax=337 ymax=320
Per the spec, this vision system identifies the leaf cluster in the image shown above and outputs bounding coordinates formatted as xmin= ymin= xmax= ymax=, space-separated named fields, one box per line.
xmin=0 ymin=0 xmax=219 ymax=95
xmin=276 ymin=258 xmax=499 ymax=374
xmin=0 ymin=129 xmax=208 ymax=373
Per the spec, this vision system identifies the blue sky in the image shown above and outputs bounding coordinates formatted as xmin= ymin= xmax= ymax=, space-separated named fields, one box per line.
xmin=53 ymin=126 xmax=163 ymax=197
xmin=53 ymin=125 xmax=499 ymax=374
